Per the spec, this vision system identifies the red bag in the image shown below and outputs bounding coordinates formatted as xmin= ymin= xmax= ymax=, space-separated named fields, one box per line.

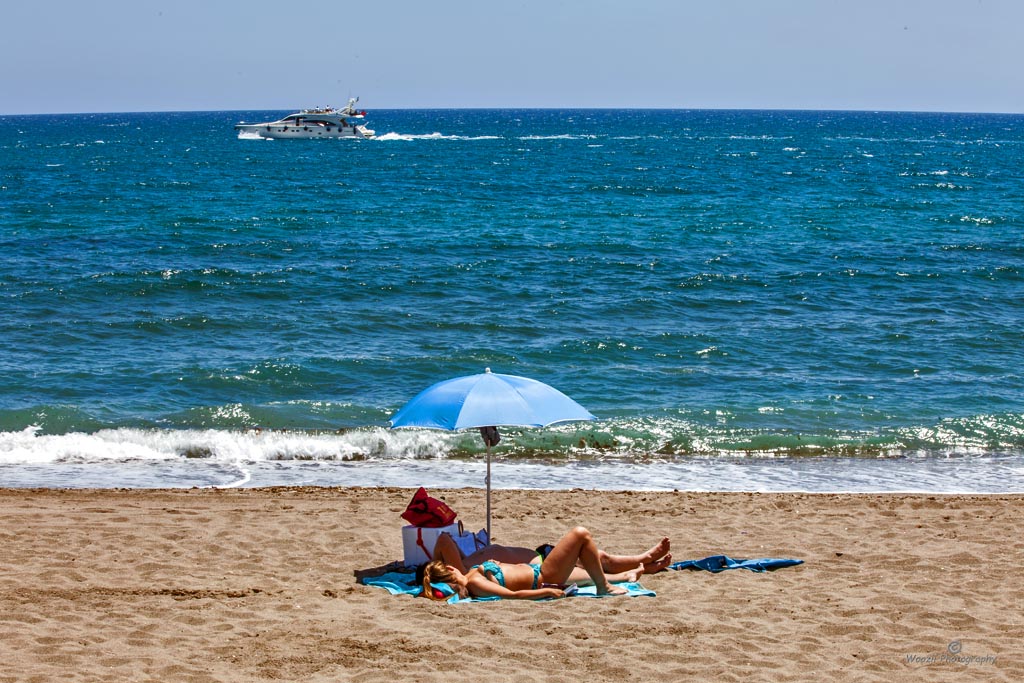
xmin=401 ymin=487 xmax=457 ymax=528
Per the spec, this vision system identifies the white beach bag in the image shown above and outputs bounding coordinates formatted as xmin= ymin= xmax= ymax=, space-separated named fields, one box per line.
xmin=402 ymin=523 xmax=459 ymax=567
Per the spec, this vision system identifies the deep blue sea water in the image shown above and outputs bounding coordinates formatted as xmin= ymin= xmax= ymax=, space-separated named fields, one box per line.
xmin=2 ymin=108 xmax=1023 ymax=492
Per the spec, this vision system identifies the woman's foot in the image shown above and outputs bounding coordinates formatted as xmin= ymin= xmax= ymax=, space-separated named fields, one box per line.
xmin=641 ymin=538 xmax=671 ymax=565
xmin=643 ymin=553 xmax=672 ymax=574
xmin=597 ymin=583 xmax=629 ymax=596
xmin=622 ymin=566 xmax=643 ymax=582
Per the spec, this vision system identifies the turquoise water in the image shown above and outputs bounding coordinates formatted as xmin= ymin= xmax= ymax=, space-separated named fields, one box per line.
xmin=2 ymin=109 xmax=1023 ymax=491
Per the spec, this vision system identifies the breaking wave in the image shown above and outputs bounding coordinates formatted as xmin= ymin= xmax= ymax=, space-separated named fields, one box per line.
xmin=4 ymin=411 xmax=1024 ymax=468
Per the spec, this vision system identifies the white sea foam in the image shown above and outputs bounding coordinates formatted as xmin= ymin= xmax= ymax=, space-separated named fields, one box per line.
xmin=2 ymin=427 xmax=1023 ymax=492
xmin=0 ymin=427 xmax=167 ymax=464
xmin=517 ymin=134 xmax=597 ymax=141
xmin=376 ymin=132 xmax=440 ymax=141
xmin=374 ymin=132 xmax=502 ymax=141
xmin=960 ymin=215 xmax=994 ymax=225
xmin=0 ymin=426 xmax=463 ymax=466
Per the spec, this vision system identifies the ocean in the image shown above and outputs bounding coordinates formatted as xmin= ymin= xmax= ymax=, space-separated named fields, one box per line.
xmin=2 ymin=108 xmax=1023 ymax=493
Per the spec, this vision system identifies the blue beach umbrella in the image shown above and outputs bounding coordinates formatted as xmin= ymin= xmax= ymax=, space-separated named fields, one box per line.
xmin=390 ymin=368 xmax=596 ymax=538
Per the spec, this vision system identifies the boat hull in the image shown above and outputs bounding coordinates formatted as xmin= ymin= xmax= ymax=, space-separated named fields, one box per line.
xmin=237 ymin=124 xmax=374 ymax=140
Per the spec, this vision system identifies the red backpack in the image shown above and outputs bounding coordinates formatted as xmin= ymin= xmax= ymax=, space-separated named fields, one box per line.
xmin=400 ymin=487 xmax=457 ymax=528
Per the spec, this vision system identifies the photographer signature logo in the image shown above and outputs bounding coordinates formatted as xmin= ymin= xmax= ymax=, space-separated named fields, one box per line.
xmin=905 ymin=640 xmax=997 ymax=667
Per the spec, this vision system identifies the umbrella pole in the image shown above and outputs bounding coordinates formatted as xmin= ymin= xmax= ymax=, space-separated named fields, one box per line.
xmin=485 ymin=444 xmax=492 ymax=542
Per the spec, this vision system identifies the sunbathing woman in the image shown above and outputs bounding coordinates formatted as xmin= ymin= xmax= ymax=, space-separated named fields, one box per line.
xmin=430 ymin=530 xmax=672 ymax=582
xmin=422 ymin=526 xmax=636 ymax=600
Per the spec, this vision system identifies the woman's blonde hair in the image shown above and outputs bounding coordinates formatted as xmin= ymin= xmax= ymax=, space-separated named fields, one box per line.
xmin=421 ymin=560 xmax=456 ymax=601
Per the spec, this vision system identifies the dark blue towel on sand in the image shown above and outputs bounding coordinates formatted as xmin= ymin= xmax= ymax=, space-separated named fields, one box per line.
xmin=669 ymin=555 xmax=803 ymax=573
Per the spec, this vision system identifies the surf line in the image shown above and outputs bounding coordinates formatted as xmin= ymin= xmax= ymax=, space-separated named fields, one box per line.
xmin=202 ymin=466 xmax=252 ymax=489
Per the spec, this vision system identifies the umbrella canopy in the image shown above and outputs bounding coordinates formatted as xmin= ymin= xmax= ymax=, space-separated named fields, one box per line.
xmin=389 ymin=369 xmax=596 ymax=431
xmin=389 ymin=369 xmax=596 ymax=539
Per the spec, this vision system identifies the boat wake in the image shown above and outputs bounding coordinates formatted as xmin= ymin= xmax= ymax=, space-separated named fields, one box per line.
xmin=375 ymin=132 xmax=501 ymax=142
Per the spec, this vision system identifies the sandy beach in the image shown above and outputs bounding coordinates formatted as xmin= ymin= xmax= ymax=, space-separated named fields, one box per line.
xmin=0 ymin=487 xmax=1020 ymax=682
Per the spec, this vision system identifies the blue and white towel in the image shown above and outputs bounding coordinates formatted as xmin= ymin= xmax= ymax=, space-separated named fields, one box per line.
xmin=361 ymin=571 xmax=655 ymax=603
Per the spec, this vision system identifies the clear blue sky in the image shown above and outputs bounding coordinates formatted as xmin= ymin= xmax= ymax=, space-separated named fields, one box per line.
xmin=3 ymin=0 xmax=1021 ymax=114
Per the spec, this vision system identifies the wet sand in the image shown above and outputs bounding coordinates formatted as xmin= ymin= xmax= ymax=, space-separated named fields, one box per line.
xmin=0 ymin=487 xmax=1021 ymax=682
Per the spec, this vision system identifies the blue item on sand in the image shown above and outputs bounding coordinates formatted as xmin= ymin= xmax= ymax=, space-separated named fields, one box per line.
xmin=669 ymin=555 xmax=803 ymax=573
xmin=360 ymin=571 xmax=654 ymax=603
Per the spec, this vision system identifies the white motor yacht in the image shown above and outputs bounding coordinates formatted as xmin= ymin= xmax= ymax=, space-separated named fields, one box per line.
xmin=235 ymin=98 xmax=375 ymax=139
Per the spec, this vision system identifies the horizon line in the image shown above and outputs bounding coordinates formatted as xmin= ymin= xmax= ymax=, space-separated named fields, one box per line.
xmin=4 ymin=105 xmax=1023 ymax=117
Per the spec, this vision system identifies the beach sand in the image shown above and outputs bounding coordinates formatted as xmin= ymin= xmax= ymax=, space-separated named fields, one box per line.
xmin=0 ymin=487 xmax=1020 ymax=682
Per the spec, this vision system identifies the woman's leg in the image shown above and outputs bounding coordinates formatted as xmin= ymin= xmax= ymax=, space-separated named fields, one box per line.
xmin=435 ymin=534 xmax=542 ymax=568
xmin=566 ymin=566 xmax=642 ymax=586
xmin=431 ymin=533 xmax=468 ymax=572
xmin=599 ymin=537 xmax=671 ymax=574
xmin=464 ymin=545 xmax=539 ymax=566
xmin=540 ymin=527 xmax=627 ymax=595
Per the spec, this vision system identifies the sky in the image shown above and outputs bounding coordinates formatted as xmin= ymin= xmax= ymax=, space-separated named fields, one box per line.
xmin=2 ymin=0 xmax=1022 ymax=115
